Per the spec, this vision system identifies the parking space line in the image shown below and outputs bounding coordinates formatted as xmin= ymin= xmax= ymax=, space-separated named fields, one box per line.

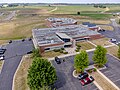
xmin=108 ymin=74 xmax=116 ymax=78
xmin=103 ymin=70 xmax=110 ymax=74
xmin=113 ymin=79 xmax=120 ymax=83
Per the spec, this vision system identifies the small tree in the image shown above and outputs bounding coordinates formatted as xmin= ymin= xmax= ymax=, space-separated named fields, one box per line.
xmin=77 ymin=12 xmax=80 ymax=15
xmin=27 ymin=57 xmax=57 ymax=90
xmin=74 ymin=50 xmax=89 ymax=73
xmin=32 ymin=48 xmax=41 ymax=58
xmin=93 ymin=45 xmax=107 ymax=67
xmin=118 ymin=45 xmax=120 ymax=59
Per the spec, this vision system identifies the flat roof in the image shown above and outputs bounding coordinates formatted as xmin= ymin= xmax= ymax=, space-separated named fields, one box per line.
xmin=32 ymin=25 xmax=100 ymax=46
xmin=56 ymin=32 xmax=72 ymax=39
xmin=47 ymin=17 xmax=77 ymax=27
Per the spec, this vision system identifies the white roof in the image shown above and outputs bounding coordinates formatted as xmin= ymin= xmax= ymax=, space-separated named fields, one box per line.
xmin=56 ymin=32 xmax=71 ymax=39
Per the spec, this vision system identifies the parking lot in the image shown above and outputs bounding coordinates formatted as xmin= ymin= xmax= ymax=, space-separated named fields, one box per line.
xmin=0 ymin=39 xmax=33 ymax=90
xmin=100 ymin=54 xmax=120 ymax=88
xmin=51 ymin=51 xmax=120 ymax=89
xmin=51 ymin=55 xmax=98 ymax=90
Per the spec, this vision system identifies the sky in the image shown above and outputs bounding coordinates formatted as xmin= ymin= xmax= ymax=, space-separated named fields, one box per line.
xmin=0 ymin=0 xmax=120 ymax=3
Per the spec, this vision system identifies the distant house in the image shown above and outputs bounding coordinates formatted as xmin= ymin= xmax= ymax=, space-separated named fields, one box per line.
xmin=82 ymin=22 xmax=101 ymax=31
xmin=46 ymin=17 xmax=77 ymax=27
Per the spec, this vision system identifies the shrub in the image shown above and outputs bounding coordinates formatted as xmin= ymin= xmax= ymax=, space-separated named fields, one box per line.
xmin=61 ymin=48 xmax=64 ymax=50
xmin=60 ymin=49 xmax=63 ymax=53
xmin=53 ymin=49 xmax=60 ymax=52
xmin=93 ymin=68 xmax=97 ymax=72
xmin=75 ymin=49 xmax=79 ymax=52
xmin=63 ymin=51 xmax=68 ymax=54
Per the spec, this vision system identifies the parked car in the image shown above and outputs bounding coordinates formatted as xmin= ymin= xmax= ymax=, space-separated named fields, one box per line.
xmin=9 ymin=40 xmax=12 ymax=43
xmin=0 ymin=55 xmax=4 ymax=60
xmin=55 ymin=57 xmax=61 ymax=64
xmin=77 ymin=72 xmax=88 ymax=80
xmin=110 ymin=38 xmax=116 ymax=43
xmin=80 ymin=76 xmax=94 ymax=86
xmin=0 ymin=49 xmax=6 ymax=55
xmin=27 ymin=51 xmax=33 ymax=54
xmin=28 ymin=38 xmax=32 ymax=41
xmin=22 ymin=39 xmax=25 ymax=42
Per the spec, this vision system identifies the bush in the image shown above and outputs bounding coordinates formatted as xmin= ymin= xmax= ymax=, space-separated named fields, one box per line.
xmin=60 ymin=49 xmax=63 ymax=53
xmin=87 ymin=69 xmax=92 ymax=73
xmin=76 ymin=44 xmax=81 ymax=48
xmin=63 ymin=51 xmax=68 ymax=54
xmin=61 ymin=48 xmax=64 ymax=50
xmin=75 ymin=49 xmax=79 ymax=52
xmin=53 ymin=49 xmax=60 ymax=52
xmin=93 ymin=68 xmax=97 ymax=72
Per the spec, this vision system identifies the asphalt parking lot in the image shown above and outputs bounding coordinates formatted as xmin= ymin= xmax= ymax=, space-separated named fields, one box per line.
xmin=51 ymin=55 xmax=98 ymax=90
xmin=0 ymin=39 xmax=33 ymax=90
xmin=100 ymin=54 xmax=120 ymax=88
xmin=51 ymin=51 xmax=120 ymax=89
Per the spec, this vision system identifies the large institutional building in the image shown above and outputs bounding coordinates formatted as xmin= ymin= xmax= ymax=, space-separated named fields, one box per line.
xmin=32 ymin=24 xmax=103 ymax=53
xmin=46 ymin=17 xmax=77 ymax=27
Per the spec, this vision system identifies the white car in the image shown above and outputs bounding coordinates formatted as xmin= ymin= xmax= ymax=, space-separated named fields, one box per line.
xmin=0 ymin=55 xmax=4 ymax=60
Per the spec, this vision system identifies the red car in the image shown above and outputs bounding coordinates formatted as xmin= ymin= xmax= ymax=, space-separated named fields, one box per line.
xmin=80 ymin=76 xmax=94 ymax=86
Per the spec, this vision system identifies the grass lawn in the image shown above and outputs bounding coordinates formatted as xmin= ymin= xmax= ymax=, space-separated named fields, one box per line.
xmin=90 ymin=71 xmax=117 ymax=90
xmin=98 ymin=25 xmax=114 ymax=31
xmin=0 ymin=60 xmax=4 ymax=70
xmin=76 ymin=41 xmax=95 ymax=50
xmin=53 ymin=5 xmax=105 ymax=14
xmin=77 ymin=19 xmax=111 ymax=25
xmin=107 ymin=46 xmax=119 ymax=57
xmin=41 ymin=51 xmax=63 ymax=58
xmin=14 ymin=55 xmax=33 ymax=90
xmin=91 ymin=38 xmax=112 ymax=46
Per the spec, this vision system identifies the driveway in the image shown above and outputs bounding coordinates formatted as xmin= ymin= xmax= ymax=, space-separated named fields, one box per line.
xmin=99 ymin=19 xmax=120 ymax=43
xmin=0 ymin=39 xmax=33 ymax=90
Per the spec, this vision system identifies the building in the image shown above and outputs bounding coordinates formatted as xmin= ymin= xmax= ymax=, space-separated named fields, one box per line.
xmin=46 ymin=17 xmax=77 ymax=27
xmin=32 ymin=25 xmax=103 ymax=53
xmin=82 ymin=22 xmax=101 ymax=31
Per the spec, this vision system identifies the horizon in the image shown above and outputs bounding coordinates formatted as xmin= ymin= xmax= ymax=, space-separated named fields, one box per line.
xmin=0 ymin=0 xmax=120 ymax=4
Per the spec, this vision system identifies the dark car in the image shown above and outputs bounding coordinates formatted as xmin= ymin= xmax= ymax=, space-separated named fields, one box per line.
xmin=80 ymin=76 xmax=94 ymax=86
xmin=22 ymin=39 xmax=25 ymax=42
xmin=28 ymin=38 xmax=32 ymax=41
xmin=55 ymin=57 xmax=61 ymax=64
xmin=9 ymin=40 xmax=12 ymax=43
xmin=0 ymin=49 xmax=6 ymax=55
xmin=27 ymin=51 xmax=33 ymax=54
xmin=77 ymin=72 xmax=88 ymax=80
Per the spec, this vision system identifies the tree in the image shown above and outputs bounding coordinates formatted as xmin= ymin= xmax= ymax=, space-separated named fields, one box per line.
xmin=77 ymin=12 xmax=80 ymax=15
xmin=27 ymin=57 xmax=57 ymax=90
xmin=32 ymin=48 xmax=41 ymax=58
xmin=93 ymin=45 xmax=107 ymax=67
xmin=118 ymin=45 xmax=120 ymax=59
xmin=74 ymin=50 xmax=89 ymax=73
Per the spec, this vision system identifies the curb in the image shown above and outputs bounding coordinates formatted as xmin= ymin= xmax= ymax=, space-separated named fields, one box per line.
xmin=72 ymin=70 xmax=78 ymax=78
xmin=12 ymin=55 xmax=25 ymax=90
xmin=93 ymin=81 xmax=104 ymax=90
xmin=97 ymin=69 xmax=120 ymax=90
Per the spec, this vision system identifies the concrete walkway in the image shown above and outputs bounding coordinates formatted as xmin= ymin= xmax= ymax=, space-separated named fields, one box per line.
xmin=48 ymin=44 xmax=116 ymax=61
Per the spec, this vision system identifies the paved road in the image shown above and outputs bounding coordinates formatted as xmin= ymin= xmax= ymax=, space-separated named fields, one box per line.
xmin=4 ymin=11 xmax=16 ymax=21
xmin=0 ymin=39 xmax=33 ymax=90
xmin=100 ymin=19 xmax=120 ymax=43
xmin=51 ymin=53 xmax=98 ymax=90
